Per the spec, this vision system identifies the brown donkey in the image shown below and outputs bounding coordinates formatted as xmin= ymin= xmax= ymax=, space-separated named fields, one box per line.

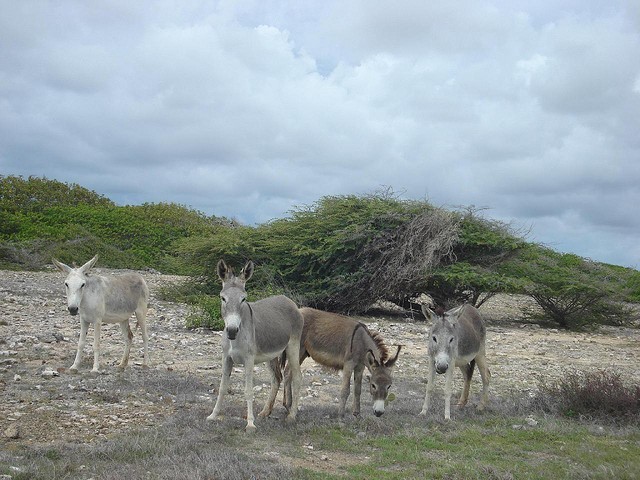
xmin=284 ymin=307 xmax=401 ymax=417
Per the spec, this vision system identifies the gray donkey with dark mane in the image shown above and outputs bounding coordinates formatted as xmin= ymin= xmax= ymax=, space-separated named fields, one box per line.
xmin=419 ymin=303 xmax=490 ymax=420
xmin=206 ymin=260 xmax=303 ymax=432
xmin=284 ymin=307 xmax=401 ymax=417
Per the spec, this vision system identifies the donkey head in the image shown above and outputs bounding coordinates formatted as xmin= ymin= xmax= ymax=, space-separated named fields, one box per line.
xmin=52 ymin=255 xmax=99 ymax=316
xmin=217 ymin=259 xmax=254 ymax=340
xmin=422 ymin=304 xmax=464 ymax=374
xmin=365 ymin=345 xmax=401 ymax=417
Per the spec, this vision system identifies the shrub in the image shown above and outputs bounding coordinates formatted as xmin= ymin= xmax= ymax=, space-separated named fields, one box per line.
xmin=535 ymin=369 xmax=640 ymax=423
xmin=185 ymin=295 xmax=223 ymax=330
xmin=0 ymin=176 xmax=229 ymax=272
xmin=501 ymin=246 xmax=633 ymax=329
xmin=200 ymin=192 xmax=460 ymax=312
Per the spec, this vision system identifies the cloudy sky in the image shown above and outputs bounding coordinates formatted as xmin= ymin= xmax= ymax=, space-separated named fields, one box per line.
xmin=1 ymin=1 xmax=639 ymax=268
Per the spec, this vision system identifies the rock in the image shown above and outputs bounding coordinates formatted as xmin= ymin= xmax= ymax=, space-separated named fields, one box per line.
xmin=41 ymin=368 xmax=59 ymax=378
xmin=525 ymin=417 xmax=538 ymax=427
xmin=4 ymin=423 xmax=20 ymax=439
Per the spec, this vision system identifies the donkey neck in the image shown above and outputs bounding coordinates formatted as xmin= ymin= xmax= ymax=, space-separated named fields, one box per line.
xmin=353 ymin=323 xmax=385 ymax=364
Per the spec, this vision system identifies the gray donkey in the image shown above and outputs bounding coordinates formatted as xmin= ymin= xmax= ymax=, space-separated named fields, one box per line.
xmin=419 ymin=304 xmax=490 ymax=420
xmin=284 ymin=307 xmax=401 ymax=417
xmin=206 ymin=260 xmax=303 ymax=432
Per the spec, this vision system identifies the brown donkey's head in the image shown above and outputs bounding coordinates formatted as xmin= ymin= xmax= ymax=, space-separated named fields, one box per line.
xmin=366 ymin=345 xmax=401 ymax=417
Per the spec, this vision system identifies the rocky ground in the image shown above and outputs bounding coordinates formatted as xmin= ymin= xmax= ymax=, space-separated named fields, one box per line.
xmin=1 ymin=268 xmax=639 ymax=448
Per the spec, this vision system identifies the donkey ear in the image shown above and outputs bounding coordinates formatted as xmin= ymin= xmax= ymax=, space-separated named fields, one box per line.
xmin=365 ymin=350 xmax=379 ymax=370
xmin=384 ymin=345 xmax=402 ymax=369
xmin=446 ymin=304 xmax=465 ymax=324
xmin=421 ymin=304 xmax=437 ymax=322
xmin=52 ymin=258 xmax=71 ymax=273
xmin=217 ymin=259 xmax=232 ymax=281
xmin=240 ymin=260 xmax=254 ymax=282
xmin=80 ymin=255 xmax=99 ymax=273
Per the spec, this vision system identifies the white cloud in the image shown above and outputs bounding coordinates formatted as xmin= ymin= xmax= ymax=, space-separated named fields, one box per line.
xmin=1 ymin=0 xmax=640 ymax=267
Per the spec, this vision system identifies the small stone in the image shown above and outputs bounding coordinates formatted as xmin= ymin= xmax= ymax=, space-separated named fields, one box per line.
xmin=4 ymin=424 xmax=20 ymax=439
xmin=13 ymin=374 xmax=21 ymax=382
xmin=525 ymin=417 xmax=538 ymax=427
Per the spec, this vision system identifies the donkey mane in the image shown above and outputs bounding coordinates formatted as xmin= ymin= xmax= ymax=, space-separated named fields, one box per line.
xmin=356 ymin=323 xmax=389 ymax=363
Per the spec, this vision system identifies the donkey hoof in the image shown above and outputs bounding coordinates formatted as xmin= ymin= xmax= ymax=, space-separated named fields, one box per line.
xmin=206 ymin=414 xmax=219 ymax=422
xmin=245 ymin=424 xmax=257 ymax=433
xmin=284 ymin=414 xmax=297 ymax=424
xmin=418 ymin=409 xmax=427 ymax=416
xmin=257 ymin=411 xmax=270 ymax=419
xmin=68 ymin=367 xmax=79 ymax=374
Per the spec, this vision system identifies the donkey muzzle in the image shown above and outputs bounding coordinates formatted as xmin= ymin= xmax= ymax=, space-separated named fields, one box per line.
xmin=68 ymin=306 xmax=79 ymax=316
xmin=226 ymin=326 xmax=239 ymax=340
xmin=373 ymin=399 xmax=385 ymax=417
xmin=435 ymin=363 xmax=449 ymax=375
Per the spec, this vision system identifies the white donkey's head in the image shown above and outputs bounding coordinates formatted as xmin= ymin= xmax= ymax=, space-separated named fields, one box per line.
xmin=52 ymin=255 xmax=99 ymax=316
xmin=217 ymin=259 xmax=254 ymax=340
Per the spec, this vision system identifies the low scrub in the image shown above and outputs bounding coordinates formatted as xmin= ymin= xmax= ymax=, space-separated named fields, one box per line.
xmin=535 ymin=369 xmax=640 ymax=423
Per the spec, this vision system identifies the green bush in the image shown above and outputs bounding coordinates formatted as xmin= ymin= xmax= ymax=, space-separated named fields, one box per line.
xmin=501 ymin=246 xmax=632 ymax=329
xmin=185 ymin=295 xmax=223 ymax=330
xmin=0 ymin=176 xmax=229 ymax=272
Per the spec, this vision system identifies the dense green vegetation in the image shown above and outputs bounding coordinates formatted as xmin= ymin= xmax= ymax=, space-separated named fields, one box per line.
xmin=0 ymin=175 xmax=231 ymax=273
xmin=1 ymin=175 xmax=638 ymax=330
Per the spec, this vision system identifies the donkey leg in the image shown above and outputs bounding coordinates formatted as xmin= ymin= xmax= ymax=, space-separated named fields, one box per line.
xmin=338 ymin=361 xmax=354 ymax=417
xmin=475 ymin=353 xmax=491 ymax=411
xmin=419 ymin=361 xmax=436 ymax=416
xmin=135 ymin=308 xmax=150 ymax=368
xmin=284 ymin=340 xmax=302 ymax=423
xmin=284 ymin=350 xmax=308 ymax=412
xmin=243 ymin=356 xmax=257 ymax=432
xmin=259 ymin=358 xmax=281 ymax=418
xmin=443 ymin=366 xmax=455 ymax=420
xmin=116 ymin=320 xmax=133 ymax=371
xmin=91 ymin=321 xmax=102 ymax=373
xmin=207 ymin=355 xmax=233 ymax=421
xmin=352 ymin=365 xmax=365 ymax=417
xmin=70 ymin=319 xmax=89 ymax=373
xmin=457 ymin=360 xmax=475 ymax=407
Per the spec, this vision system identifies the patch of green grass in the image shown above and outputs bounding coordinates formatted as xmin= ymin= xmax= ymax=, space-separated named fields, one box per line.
xmin=302 ymin=417 xmax=640 ymax=480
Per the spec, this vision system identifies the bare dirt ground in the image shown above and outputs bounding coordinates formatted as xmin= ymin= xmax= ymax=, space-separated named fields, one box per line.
xmin=1 ymin=268 xmax=639 ymax=451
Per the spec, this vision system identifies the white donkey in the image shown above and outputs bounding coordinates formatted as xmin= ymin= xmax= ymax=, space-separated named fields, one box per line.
xmin=53 ymin=255 xmax=149 ymax=373
xmin=419 ymin=304 xmax=490 ymax=420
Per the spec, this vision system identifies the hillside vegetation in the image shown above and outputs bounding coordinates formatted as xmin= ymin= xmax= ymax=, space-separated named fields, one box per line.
xmin=1 ymin=175 xmax=638 ymax=329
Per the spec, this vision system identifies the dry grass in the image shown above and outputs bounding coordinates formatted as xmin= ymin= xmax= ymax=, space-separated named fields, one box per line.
xmin=534 ymin=369 xmax=640 ymax=423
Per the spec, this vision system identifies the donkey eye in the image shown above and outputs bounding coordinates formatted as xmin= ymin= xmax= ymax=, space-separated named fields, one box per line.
xmin=371 ymin=384 xmax=377 ymax=390
xmin=387 ymin=385 xmax=391 ymax=391
xmin=220 ymin=296 xmax=227 ymax=303
xmin=81 ymin=283 xmax=86 ymax=288
xmin=449 ymin=337 xmax=454 ymax=344
xmin=64 ymin=282 xmax=69 ymax=287
xmin=432 ymin=336 xmax=437 ymax=343
xmin=240 ymin=298 xmax=247 ymax=303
